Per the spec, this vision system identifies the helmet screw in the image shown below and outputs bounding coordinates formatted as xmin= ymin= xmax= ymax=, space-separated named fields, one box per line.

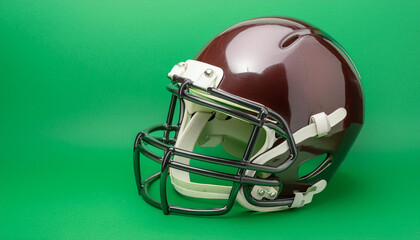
xmin=204 ymin=69 xmax=214 ymax=77
xmin=257 ymin=189 xmax=266 ymax=196
xmin=268 ymin=191 xmax=277 ymax=199
xmin=178 ymin=62 xmax=187 ymax=69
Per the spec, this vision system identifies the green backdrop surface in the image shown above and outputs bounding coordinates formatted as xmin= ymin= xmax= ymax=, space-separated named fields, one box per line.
xmin=1 ymin=0 xmax=419 ymax=239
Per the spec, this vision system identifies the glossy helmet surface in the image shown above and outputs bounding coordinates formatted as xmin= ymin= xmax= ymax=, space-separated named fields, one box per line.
xmin=133 ymin=17 xmax=363 ymax=215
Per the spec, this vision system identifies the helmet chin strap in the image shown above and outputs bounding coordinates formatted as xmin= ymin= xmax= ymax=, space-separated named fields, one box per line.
xmin=169 ymin=107 xmax=347 ymax=210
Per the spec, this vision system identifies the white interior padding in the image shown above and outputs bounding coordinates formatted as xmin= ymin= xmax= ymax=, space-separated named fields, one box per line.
xmin=197 ymin=114 xmax=262 ymax=158
xmin=170 ymin=111 xmax=233 ymax=199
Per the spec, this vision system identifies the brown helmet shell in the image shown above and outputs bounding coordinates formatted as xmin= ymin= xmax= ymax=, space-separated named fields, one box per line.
xmin=194 ymin=17 xmax=364 ymax=197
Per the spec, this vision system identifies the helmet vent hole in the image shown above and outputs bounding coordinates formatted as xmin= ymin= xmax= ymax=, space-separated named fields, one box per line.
xmin=281 ymin=34 xmax=300 ymax=48
xmin=298 ymin=153 xmax=331 ymax=180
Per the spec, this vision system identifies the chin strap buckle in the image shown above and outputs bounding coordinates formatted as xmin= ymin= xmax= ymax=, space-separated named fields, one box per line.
xmin=310 ymin=112 xmax=331 ymax=137
xmin=291 ymin=180 xmax=327 ymax=208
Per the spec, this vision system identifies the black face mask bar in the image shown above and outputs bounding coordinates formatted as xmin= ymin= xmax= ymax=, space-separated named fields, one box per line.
xmin=133 ymin=75 xmax=298 ymax=215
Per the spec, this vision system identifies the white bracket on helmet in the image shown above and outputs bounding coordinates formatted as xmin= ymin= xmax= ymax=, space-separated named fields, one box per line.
xmin=251 ymin=186 xmax=278 ymax=200
xmin=290 ymin=180 xmax=327 ymax=208
xmin=167 ymin=60 xmax=224 ymax=89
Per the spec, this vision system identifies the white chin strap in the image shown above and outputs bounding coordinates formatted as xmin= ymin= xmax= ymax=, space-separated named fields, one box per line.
xmin=169 ymin=107 xmax=347 ymax=211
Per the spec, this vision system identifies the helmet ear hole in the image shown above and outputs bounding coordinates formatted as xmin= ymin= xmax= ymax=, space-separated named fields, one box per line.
xmin=298 ymin=153 xmax=332 ymax=180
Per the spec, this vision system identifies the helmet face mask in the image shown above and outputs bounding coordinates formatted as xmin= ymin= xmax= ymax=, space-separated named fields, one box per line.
xmin=133 ymin=17 xmax=364 ymax=215
xmin=134 ymin=73 xmax=298 ymax=215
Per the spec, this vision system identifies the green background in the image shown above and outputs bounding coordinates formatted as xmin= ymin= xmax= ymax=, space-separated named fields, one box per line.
xmin=1 ymin=0 xmax=419 ymax=239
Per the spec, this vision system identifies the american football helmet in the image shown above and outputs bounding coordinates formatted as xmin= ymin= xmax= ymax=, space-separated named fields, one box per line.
xmin=133 ymin=17 xmax=363 ymax=215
